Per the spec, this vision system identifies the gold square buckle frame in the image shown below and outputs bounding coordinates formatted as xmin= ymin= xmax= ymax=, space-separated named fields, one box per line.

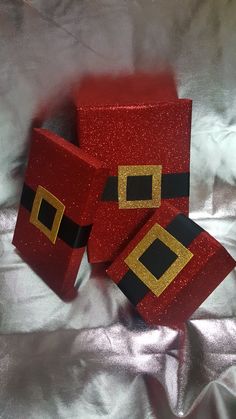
xmin=125 ymin=223 xmax=193 ymax=297
xmin=118 ymin=165 xmax=162 ymax=209
xmin=30 ymin=185 xmax=65 ymax=244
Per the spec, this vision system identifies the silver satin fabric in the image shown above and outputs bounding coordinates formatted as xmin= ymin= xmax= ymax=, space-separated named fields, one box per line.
xmin=0 ymin=1 xmax=236 ymax=418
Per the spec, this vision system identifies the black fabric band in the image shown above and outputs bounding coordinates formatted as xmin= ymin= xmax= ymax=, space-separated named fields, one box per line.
xmin=102 ymin=172 xmax=190 ymax=202
xmin=127 ymin=175 xmax=153 ymax=201
xmin=165 ymin=214 xmax=203 ymax=247
xmin=38 ymin=199 xmax=57 ymax=230
xmin=20 ymin=183 xmax=92 ymax=248
xmin=102 ymin=176 xmax=119 ymax=201
xmin=119 ymin=213 xmax=203 ymax=306
xmin=161 ymin=173 xmax=190 ymax=199
xmin=58 ymin=216 xmax=92 ymax=248
xmin=118 ymin=270 xmax=150 ymax=306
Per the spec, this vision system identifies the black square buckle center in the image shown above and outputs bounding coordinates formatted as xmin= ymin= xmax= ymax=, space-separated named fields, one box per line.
xmin=126 ymin=175 xmax=153 ymax=201
xmin=139 ymin=238 xmax=178 ymax=279
xmin=38 ymin=199 xmax=57 ymax=230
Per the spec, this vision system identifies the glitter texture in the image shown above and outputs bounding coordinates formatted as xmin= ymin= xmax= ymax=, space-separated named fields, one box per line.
xmin=12 ymin=128 xmax=108 ymax=300
xmin=30 ymin=185 xmax=65 ymax=244
xmin=118 ymin=165 xmax=162 ymax=209
xmin=107 ymin=202 xmax=236 ymax=326
xmin=124 ymin=222 xmax=193 ymax=297
xmin=76 ymin=73 xmax=192 ymax=263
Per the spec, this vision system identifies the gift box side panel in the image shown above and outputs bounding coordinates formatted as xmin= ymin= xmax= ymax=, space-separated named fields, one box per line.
xmin=87 ymin=206 xmax=154 ymax=263
xmin=88 ymin=195 xmax=188 ymax=263
xmin=107 ymin=230 xmax=213 ymax=325
xmin=156 ymin=245 xmax=236 ymax=326
xmin=79 ymin=165 xmax=109 ymax=226
xmin=79 ymin=101 xmax=192 ymax=262
xmin=76 ymin=72 xmax=178 ymax=107
xmin=106 ymin=203 xmax=235 ymax=326
xmin=12 ymin=206 xmax=83 ymax=300
xmin=61 ymin=247 xmax=85 ymax=300
xmin=105 ymin=205 xmax=177 ymax=274
xmin=136 ymin=237 xmax=235 ymax=326
xmin=34 ymin=128 xmax=106 ymax=170
xmin=77 ymin=100 xmax=192 ymax=175
xmin=12 ymin=127 xmax=106 ymax=299
xmin=27 ymin=129 xmax=107 ymax=226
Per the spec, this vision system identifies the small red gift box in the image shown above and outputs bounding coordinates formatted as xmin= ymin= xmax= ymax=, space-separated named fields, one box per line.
xmin=107 ymin=203 xmax=235 ymax=326
xmin=76 ymin=73 xmax=192 ymax=263
xmin=13 ymin=128 xmax=108 ymax=300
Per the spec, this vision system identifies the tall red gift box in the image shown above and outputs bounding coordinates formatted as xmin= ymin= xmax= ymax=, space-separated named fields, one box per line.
xmin=107 ymin=203 xmax=236 ymax=326
xmin=76 ymin=73 xmax=192 ymax=263
xmin=13 ymin=128 xmax=108 ymax=300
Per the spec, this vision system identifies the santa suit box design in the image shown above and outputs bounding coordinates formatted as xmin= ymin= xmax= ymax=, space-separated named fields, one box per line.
xmin=13 ymin=128 xmax=108 ymax=300
xmin=76 ymin=73 xmax=192 ymax=263
xmin=107 ymin=203 xmax=235 ymax=326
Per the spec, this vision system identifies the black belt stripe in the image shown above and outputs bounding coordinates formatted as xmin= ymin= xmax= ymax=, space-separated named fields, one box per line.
xmin=20 ymin=183 xmax=92 ymax=248
xmin=165 ymin=214 xmax=203 ymax=247
xmin=118 ymin=214 xmax=203 ymax=306
xmin=118 ymin=270 xmax=150 ymax=306
xmin=102 ymin=177 xmax=119 ymax=201
xmin=102 ymin=172 xmax=190 ymax=201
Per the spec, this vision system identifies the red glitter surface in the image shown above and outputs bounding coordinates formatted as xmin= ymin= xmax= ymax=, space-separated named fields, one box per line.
xmin=76 ymin=73 xmax=192 ymax=262
xmin=13 ymin=129 xmax=108 ymax=300
xmin=76 ymin=72 xmax=178 ymax=105
xmin=107 ymin=203 xmax=236 ymax=326
xmin=26 ymin=129 xmax=108 ymax=226
xmin=13 ymin=206 xmax=83 ymax=300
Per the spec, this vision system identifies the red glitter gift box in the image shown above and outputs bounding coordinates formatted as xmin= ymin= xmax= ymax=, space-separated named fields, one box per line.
xmin=107 ymin=203 xmax=236 ymax=326
xmin=13 ymin=128 xmax=108 ymax=300
xmin=75 ymin=73 xmax=192 ymax=263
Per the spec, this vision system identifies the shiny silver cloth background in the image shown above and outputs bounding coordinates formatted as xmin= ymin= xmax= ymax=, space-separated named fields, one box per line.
xmin=0 ymin=1 xmax=236 ymax=418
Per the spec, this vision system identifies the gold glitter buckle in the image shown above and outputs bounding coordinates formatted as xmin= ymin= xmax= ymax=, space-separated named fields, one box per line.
xmin=30 ymin=185 xmax=65 ymax=244
xmin=125 ymin=223 xmax=193 ymax=297
xmin=118 ymin=165 xmax=162 ymax=209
